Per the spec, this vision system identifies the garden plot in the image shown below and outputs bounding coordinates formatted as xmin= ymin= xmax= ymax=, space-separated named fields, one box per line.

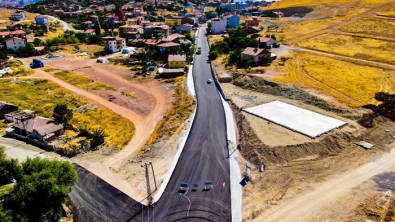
xmin=243 ymin=101 xmax=347 ymax=138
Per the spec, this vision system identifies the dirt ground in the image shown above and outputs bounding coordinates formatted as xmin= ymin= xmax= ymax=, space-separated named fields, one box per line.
xmin=221 ymin=75 xmax=395 ymax=221
xmin=20 ymin=56 xmax=182 ymax=202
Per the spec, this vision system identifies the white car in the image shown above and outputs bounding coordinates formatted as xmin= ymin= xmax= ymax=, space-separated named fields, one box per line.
xmin=207 ymin=79 xmax=212 ymax=84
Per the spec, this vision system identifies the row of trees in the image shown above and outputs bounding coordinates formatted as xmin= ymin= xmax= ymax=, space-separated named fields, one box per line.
xmin=0 ymin=147 xmax=78 ymax=221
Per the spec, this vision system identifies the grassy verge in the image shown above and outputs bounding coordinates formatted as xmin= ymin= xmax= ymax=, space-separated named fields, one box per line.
xmin=340 ymin=17 xmax=395 ymax=37
xmin=297 ymin=33 xmax=395 ymax=64
xmin=54 ymin=70 xmax=117 ymax=91
xmin=141 ymin=76 xmax=195 ymax=152
xmin=0 ymin=79 xmax=134 ymax=150
xmin=42 ymin=66 xmax=60 ymax=72
xmin=271 ymin=52 xmax=395 ymax=106
xmin=3 ymin=59 xmax=34 ymax=77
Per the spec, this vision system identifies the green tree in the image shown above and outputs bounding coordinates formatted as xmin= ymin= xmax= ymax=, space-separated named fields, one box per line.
xmin=52 ymin=104 xmax=73 ymax=127
xmin=94 ymin=21 xmax=101 ymax=36
xmin=279 ymin=34 xmax=286 ymax=41
xmin=102 ymin=22 xmax=109 ymax=33
xmin=3 ymin=158 xmax=77 ymax=221
xmin=33 ymin=38 xmax=42 ymax=46
xmin=270 ymin=34 xmax=277 ymax=40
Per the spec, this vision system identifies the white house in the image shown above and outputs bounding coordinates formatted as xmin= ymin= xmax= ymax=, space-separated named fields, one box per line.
xmin=104 ymin=36 xmax=126 ymax=53
xmin=176 ymin=24 xmax=193 ymax=33
xmin=10 ymin=11 xmax=27 ymax=21
xmin=6 ymin=37 xmax=25 ymax=51
xmin=211 ymin=18 xmax=226 ymax=34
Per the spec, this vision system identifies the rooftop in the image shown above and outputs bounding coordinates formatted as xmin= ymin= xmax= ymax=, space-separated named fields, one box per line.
xmin=168 ymin=54 xmax=186 ymax=62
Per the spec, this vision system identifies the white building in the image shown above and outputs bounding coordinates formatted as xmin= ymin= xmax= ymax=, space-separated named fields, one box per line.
xmin=104 ymin=36 xmax=126 ymax=53
xmin=211 ymin=18 xmax=226 ymax=34
xmin=5 ymin=37 xmax=25 ymax=51
xmin=10 ymin=11 xmax=27 ymax=21
xmin=176 ymin=24 xmax=193 ymax=33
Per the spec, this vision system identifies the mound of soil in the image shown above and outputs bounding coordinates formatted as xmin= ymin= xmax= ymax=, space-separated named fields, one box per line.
xmin=358 ymin=92 xmax=395 ymax=128
xmin=232 ymin=75 xmax=348 ymax=113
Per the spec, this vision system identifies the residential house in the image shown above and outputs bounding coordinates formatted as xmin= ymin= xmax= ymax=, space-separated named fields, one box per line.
xmin=241 ymin=47 xmax=271 ymax=66
xmin=6 ymin=23 xmax=23 ymax=30
xmin=5 ymin=110 xmax=34 ymax=123
xmin=132 ymin=38 xmax=162 ymax=49
xmin=13 ymin=116 xmax=64 ymax=142
xmin=161 ymin=33 xmax=185 ymax=43
xmin=9 ymin=30 xmax=26 ymax=39
xmin=181 ymin=17 xmax=197 ymax=25
xmin=53 ymin=9 xmax=64 ymax=15
xmin=140 ymin=20 xmax=152 ymax=27
xmin=126 ymin=31 xmax=140 ymax=40
xmin=0 ymin=101 xmax=18 ymax=120
xmin=119 ymin=24 xmax=142 ymax=34
xmin=0 ymin=31 xmax=10 ymax=38
xmin=220 ymin=3 xmax=249 ymax=10
xmin=211 ymin=18 xmax=226 ymax=34
xmin=104 ymin=36 xmax=126 ymax=53
xmin=157 ymin=42 xmax=181 ymax=52
xmin=257 ymin=37 xmax=280 ymax=49
xmin=84 ymin=29 xmax=95 ymax=38
xmin=168 ymin=54 xmax=186 ymax=68
xmin=5 ymin=37 xmax=25 ymax=51
xmin=165 ymin=17 xmax=183 ymax=26
xmin=35 ymin=15 xmax=49 ymax=25
xmin=176 ymin=24 xmax=193 ymax=33
xmin=82 ymin=21 xmax=93 ymax=29
xmin=10 ymin=11 xmax=27 ymax=21
xmin=115 ymin=11 xmax=126 ymax=20
xmin=225 ymin=14 xmax=240 ymax=29
xmin=246 ymin=17 xmax=259 ymax=27
xmin=90 ymin=15 xmax=98 ymax=22
xmin=144 ymin=24 xmax=170 ymax=37
xmin=240 ymin=25 xmax=260 ymax=34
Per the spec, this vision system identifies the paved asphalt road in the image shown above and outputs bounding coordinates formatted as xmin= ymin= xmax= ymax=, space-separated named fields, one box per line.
xmin=68 ymin=25 xmax=231 ymax=221
xmin=139 ymin=24 xmax=232 ymax=222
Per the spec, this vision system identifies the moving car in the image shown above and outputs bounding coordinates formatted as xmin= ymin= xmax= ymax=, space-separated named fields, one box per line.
xmin=207 ymin=79 xmax=212 ymax=84
xmin=196 ymin=47 xmax=201 ymax=54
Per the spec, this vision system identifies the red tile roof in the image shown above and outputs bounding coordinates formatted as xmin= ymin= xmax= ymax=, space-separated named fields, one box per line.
xmin=157 ymin=42 xmax=180 ymax=47
xmin=241 ymin=47 xmax=270 ymax=56
xmin=13 ymin=116 xmax=63 ymax=136
xmin=84 ymin=29 xmax=95 ymax=34
xmin=5 ymin=37 xmax=24 ymax=42
xmin=168 ymin=54 xmax=186 ymax=62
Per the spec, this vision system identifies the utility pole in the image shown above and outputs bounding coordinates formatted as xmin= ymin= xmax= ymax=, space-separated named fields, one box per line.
xmin=145 ymin=163 xmax=152 ymax=204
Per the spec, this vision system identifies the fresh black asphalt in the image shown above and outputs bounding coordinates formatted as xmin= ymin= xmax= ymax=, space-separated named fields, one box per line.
xmin=69 ymin=25 xmax=231 ymax=222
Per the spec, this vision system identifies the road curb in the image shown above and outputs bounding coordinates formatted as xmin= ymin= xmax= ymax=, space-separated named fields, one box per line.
xmin=220 ymin=94 xmax=242 ymax=222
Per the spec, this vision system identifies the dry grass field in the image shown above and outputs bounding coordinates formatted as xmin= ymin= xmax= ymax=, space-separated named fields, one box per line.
xmin=376 ymin=5 xmax=395 ymax=16
xmin=271 ymin=52 xmax=395 ymax=107
xmin=340 ymin=16 xmax=395 ymax=37
xmin=0 ymin=78 xmax=134 ymax=149
xmin=297 ymin=33 xmax=395 ymax=64
xmin=53 ymin=70 xmax=117 ymax=91
xmin=265 ymin=0 xmax=393 ymax=9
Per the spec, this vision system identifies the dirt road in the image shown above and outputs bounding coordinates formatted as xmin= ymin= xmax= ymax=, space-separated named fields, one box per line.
xmin=24 ymin=61 xmax=170 ymax=201
xmin=253 ymin=144 xmax=395 ymax=222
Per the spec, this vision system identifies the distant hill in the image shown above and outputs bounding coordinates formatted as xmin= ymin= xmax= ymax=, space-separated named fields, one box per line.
xmin=265 ymin=0 xmax=393 ymax=9
xmin=0 ymin=0 xmax=41 ymax=7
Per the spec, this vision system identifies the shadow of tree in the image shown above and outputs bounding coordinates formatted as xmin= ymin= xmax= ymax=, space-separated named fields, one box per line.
xmin=372 ymin=171 xmax=395 ymax=191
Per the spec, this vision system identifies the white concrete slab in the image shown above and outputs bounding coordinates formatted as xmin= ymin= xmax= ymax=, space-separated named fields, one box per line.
xmin=243 ymin=101 xmax=347 ymax=138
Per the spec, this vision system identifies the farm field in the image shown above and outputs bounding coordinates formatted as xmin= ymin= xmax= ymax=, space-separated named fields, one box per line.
xmin=271 ymin=52 xmax=395 ymax=107
xmin=297 ymin=33 xmax=395 ymax=64
xmin=0 ymin=78 xmax=135 ymax=149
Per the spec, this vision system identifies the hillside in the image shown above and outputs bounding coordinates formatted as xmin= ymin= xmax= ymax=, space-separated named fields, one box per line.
xmin=265 ymin=0 xmax=394 ymax=9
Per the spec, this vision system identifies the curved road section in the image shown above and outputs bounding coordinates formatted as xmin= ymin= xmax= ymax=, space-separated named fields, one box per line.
xmin=69 ymin=26 xmax=231 ymax=221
